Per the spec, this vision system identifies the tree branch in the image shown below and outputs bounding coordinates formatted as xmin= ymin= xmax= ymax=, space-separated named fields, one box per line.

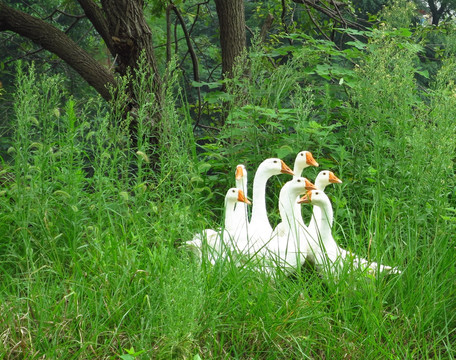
xmin=171 ymin=4 xmax=199 ymax=82
xmin=281 ymin=0 xmax=291 ymax=42
xmin=0 ymin=1 xmax=116 ymax=101
xmin=169 ymin=3 xmax=203 ymax=130
xmin=43 ymin=9 xmax=85 ymax=21
xmin=76 ymin=0 xmax=115 ymax=55
xmin=292 ymin=0 xmax=365 ymax=30
xmin=166 ymin=4 xmax=172 ymax=63
xmin=303 ymin=3 xmax=334 ymax=43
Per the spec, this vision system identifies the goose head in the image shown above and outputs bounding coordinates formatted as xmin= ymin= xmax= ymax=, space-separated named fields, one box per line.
xmin=287 ymin=177 xmax=317 ymax=196
xmin=294 ymin=151 xmax=319 ymax=176
xmin=298 ymin=189 xmax=330 ymax=206
xmin=257 ymin=158 xmax=294 ymax=177
xmin=225 ymin=188 xmax=251 ymax=206
xmin=314 ymin=170 xmax=342 ymax=190
xmin=235 ymin=164 xmax=248 ymax=190
xmin=235 ymin=164 xmax=247 ymax=181
xmin=280 ymin=178 xmax=317 ymax=207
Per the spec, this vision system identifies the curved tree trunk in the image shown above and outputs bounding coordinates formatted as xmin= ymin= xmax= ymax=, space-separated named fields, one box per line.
xmin=0 ymin=1 xmax=116 ymax=102
xmin=0 ymin=0 xmax=163 ymax=156
xmin=214 ymin=0 xmax=246 ymax=78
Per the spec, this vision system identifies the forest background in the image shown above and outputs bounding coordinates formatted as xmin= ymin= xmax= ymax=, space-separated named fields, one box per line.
xmin=0 ymin=0 xmax=456 ymax=358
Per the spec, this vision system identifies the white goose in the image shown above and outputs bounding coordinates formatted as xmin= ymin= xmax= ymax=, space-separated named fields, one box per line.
xmin=293 ymin=151 xmax=319 ymax=178
xmin=187 ymin=188 xmax=251 ymax=264
xmin=263 ymin=177 xmax=317 ymax=275
xmin=291 ymin=151 xmax=319 ymax=224
xmin=299 ymin=190 xmax=401 ymax=277
xmin=235 ymin=158 xmax=294 ymax=254
xmin=306 ymin=171 xmax=342 ymax=262
xmin=270 ymin=150 xmax=319 ymax=252
xmin=231 ymin=164 xmax=249 ymax=240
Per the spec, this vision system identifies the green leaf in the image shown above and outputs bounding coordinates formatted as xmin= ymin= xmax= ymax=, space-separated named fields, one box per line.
xmin=275 ymin=145 xmax=294 ymax=159
xmin=415 ymin=69 xmax=429 ymax=79
xmin=120 ymin=355 xmax=135 ymax=360
xmin=346 ymin=40 xmax=367 ymax=50
xmin=198 ymin=163 xmax=212 ymax=173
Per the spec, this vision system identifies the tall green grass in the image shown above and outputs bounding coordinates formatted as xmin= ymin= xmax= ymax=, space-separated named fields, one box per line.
xmin=1 ymin=32 xmax=455 ymax=359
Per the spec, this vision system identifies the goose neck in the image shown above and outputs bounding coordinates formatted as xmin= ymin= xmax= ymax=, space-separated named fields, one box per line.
xmin=224 ymin=199 xmax=237 ymax=229
xmin=250 ymin=170 xmax=269 ymax=224
xmin=315 ymin=200 xmax=333 ymax=243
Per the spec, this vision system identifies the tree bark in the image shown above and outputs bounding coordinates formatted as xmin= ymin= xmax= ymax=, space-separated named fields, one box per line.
xmin=76 ymin=0 xmax=115 ymax=56
xmin=100 ymin=0 xmax=160 ymax=80
xmin=427 ymin=0 xmax=449 ymax=26
xmin=214 ymin=0 xmax=246 ymax=78
xmin=0 ymin=1 xmax=116 ymax=102
xmin=100 ymin=0 xmax=163 ymax=124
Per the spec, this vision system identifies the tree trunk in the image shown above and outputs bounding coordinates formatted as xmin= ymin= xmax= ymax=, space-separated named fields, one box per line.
xmin=427 ymin=0 xmax=449 ymax=26
xmin=99 ymin=0 xmax=163 ymax=152
xmin=214 ymin=0 xmax=246 ymax=78
xmin=100 ymin=0 xmax=160 ymax=81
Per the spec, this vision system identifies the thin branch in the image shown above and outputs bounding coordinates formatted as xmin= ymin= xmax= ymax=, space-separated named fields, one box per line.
xmin=76 ymin=0 xmax=115 ymax=55
xmin=166 ymin=4 xmax=172 ymax=63
xmin=304 ymin=4 xmax=334 ymax=44
xmin=43 ymin=9 xmax=85 ymax=21
xmin=281 ymin=0 xmax=293 ymax=45
xmin=171 ymin=4 xmax=199 ymax=82
xmin=292 ymin=0 xmax=365 ymax=30
xmin=330 ymin=0 xmax=347 ymax=29
xmin=4 ymin=46 xmax=46 ymax=65
xmin=173 ymin=15 xmax=179 ymax=55
xmin=169 ymin=3 xmax=202 ymax=129
xmin=194 ymin=122 xmax=221 ymax=132
xmin=246 ymin=25 xmax=255 ymax=37
xmin=65 ymin=16 xmax=83 ymax=35
xmin=188 ymin=1 xmax=209 ymax=36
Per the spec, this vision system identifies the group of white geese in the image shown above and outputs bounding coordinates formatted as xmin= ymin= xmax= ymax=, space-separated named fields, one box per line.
xmin=186 ymin=151 xmax=401 ymax=279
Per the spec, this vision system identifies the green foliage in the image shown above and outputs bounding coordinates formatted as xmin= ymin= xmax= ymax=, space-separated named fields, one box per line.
xmin=379 ymin=0 xmax=417 ymax=29
xmin=352 ymin=0 xmax=388 ymax=17
xmin=342 ymin=27 xmax=456 ymax=272
xmin=194 ymin=33 xmax=359 ymax=207
xmin=1 ymin=11 xmax=456 ymax=360
xmin=0 ymin=59 xmax=206 ymax=358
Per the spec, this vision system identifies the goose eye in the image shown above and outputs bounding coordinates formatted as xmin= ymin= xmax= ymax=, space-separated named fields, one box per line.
xmin=273 ymin=160 xmax=278 ymax=163
xmin=300 ymin=153 xmax=304 ymax=156
xmin=316 ymin=192 xmax=319 ymax=195
xmin=297 ymin=179 xmax=301 ymax=182
xmin=232 ymin=190 xmax=236 ymax=193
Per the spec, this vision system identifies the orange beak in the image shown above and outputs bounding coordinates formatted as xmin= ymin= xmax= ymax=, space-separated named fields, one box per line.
xmin=280 ymin=160 xmax=295 ymax=176
xmin=329 ymin=172 xmax=342 ymax=184
xmin=305 ymin=179 xmax=317 ymax=190
xmin=306 ymin=152 xmax=319 ymax=167
xmin=298 ymin=191 xmax=312 ymax=204
xmin=235 ymin=165 xmax=244 ymax=180
xmin=237 ymin=189 xmax=251 ymax=205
